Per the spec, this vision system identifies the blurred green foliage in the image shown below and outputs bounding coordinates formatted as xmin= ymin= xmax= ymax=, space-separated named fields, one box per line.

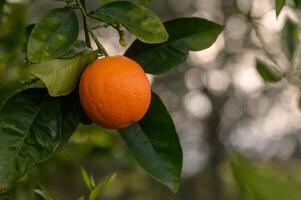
xmin=2 ymin=0 xmax=301 ymax=199
xmin=231 ymin=155 xmax=301 ymax=200
xmin=0 ymin=2 xmax=26 ymax=69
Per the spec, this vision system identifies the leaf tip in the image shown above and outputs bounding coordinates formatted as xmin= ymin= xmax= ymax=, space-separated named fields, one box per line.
xmin=170 ymin=182 xmax=180 ymax=193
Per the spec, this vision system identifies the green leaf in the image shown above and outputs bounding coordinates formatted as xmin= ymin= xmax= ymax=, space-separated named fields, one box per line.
xmin=0 ymin=89 xmax=62 ymax=193
xmin=276 ymin=0 xmax=286 ymax=16
xmin=119 ymin=92 xmax=182 ymax=192
xmin=81 ymin=166 xmax=93 ymax=190
xmin=0 ymin=182 xmax=35 ymax=199
xmin=28 ymin=49 xmax=98 ymax=97
xmin=281 ymin=18 xmax=299 ymax=61
xmin=27 ymin=8 xmax=79 ymax=63
xmin=59 ymin=90 xmax=85 ymax=143
xmin=94 ymin=1 xmax=168 ymax=44
xmin=60 ymin=40 xmax=88 ymax=59
xmin=78 ymin=196 xmax=85 ymax=200
xmin=256 ymin=60 xmax=282 ymax=82
xmin=0 ymin=89 xmax=82 ymax=193
xmin=34 ymin=189 xmax=54 ymax=200
xmin=0 ymin=88 xmax=82 ymax=192
xmin=89 ymin=174 xmax=116 ymax=200
xmin=164 ymin=17 xmax=224 ymax=51
xmin=231 ymin=154 xmax=301 ymax=200
xmin=0 ymin=3 xmax=26 ymax=63
xmin=126 ymin=40 xmax=189 ymax=74
xmin=125 ymin=17 xmax=224 ymax=74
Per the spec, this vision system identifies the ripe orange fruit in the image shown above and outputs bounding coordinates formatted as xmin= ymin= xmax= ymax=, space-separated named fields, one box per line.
xmin=79 ymin=55 xmax=151 ymax=129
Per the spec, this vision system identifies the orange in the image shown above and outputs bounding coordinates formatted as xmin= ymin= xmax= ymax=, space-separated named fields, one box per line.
xmin=79 ymin=55 xmax=151 ymax=129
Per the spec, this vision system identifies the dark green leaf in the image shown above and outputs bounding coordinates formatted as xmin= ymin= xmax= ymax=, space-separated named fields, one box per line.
xmin=0 ymin=89 xmax=62 ymax=192
xmin=60 ymin=40 xmax=88 ymax=59
xmin=125 ymin=17 xmax=224 ymax=74
xmin=164 ymin=17 xmax=224 ymax=51
xmin=281 ymin=18 xmax=299 ymax=61
xmin=231 ymin=154 xmax=301 ymax=200
xmin=27 ymin=8 xmax=79 ymax=63
xmin=256 ymin=60 xmax=282 ymax=82
xmin=0 ymin=3 xmax=26 ymax=63
xmin=119 ymin=92 xmax=182 ymax=192
xmin=59 ymin=90 xmax=85 ymax=143
xmin=126 ymin=40 xmax=188 ymax=74
xmin=28 ymin=49 xmax=98 ymax=97
xmin=0 ymin=88 xmax=82 ymax=192
xmin=94 ymin=1 xmax=168 ymax=44
xmin=276 ymin=0 xmax=286 ymax=16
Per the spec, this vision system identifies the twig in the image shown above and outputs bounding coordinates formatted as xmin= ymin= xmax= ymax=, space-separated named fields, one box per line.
xmin=251 ymin=20 xmax=285 ymax=77
xmin=80 ymin=0 xmax=91 ymax=48
xmin=76 ymin=0 xmax=109 ymax=56
xmin=92 ymin=24 xmax=109 ymax=30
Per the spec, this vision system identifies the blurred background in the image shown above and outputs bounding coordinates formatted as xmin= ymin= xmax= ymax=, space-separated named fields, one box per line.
xmin=2 ymin=0 xmax=301 ymax=199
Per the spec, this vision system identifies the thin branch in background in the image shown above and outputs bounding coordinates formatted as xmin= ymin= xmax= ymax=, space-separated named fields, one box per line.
xmin=251 ymin=20 xmax=286 ymax=77
xmin=248 ymin=1 xmax=285 ymax=77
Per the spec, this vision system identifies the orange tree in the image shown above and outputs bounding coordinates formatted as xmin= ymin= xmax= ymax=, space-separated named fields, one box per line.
xmin=0 ymin=0 xmax=223 ymax=195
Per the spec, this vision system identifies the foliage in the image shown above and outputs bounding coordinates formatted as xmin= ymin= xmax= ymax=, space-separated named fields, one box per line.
xmin=231 ymin=155 xmax=301 ymax=200
xmin=125 ymin=17 xmax=223 ymax=74
xmin=0 ymin=0 xmax=223 ymax=194
xmin=28 ymin=49 xmax=98 ymax=96
xmin=281 ymin=18 xmax=299 ymax=61
xmin=0 ymin=3 xmax=26 ymax=65
xmin=33 ymin=167 xmax=115 ymax=200
xmin=27 ymin=8 xmax=79 ymax=63
xmin=93 ymin=1 xmax=168 ymax=44
xmin=120 ymin=92 xmax=182 ymax=191
xmin=275 ymin=0 xmax=286 ymax=16
xmin=3 ymin=0 xmax=301 ymax=198
xmin=79 ymin=166 xmax=116 ymax=200
xmin=256 ymin=60 xmax=282 ymax=82
xmin=256 ymin=3 xmax=301 ymax=86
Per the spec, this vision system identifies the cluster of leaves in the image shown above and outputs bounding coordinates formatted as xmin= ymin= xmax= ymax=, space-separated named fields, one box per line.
xmin=256 ymin=1 xmax=301 ymax=85
xmin=275 ymin=0 xmax=301 ymax=16
xmin=248 ymin=3 xmax=301 ymax=196
xmin=231 ymin=154 xmax=301 ymax=200
xmin=0 ymin=0 xmax=223 ymax=194
xmin=78 ymin=167 xmax=116 ymax=200
xmin=33 ymin=166 xmax=115 ymax=200
xmin=0 ymin=2 xmax=26 ymax=66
